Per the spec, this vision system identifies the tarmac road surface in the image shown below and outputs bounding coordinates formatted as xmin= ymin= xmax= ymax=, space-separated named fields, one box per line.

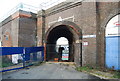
xmin=2 ymin=62 xmax=101 ymax=79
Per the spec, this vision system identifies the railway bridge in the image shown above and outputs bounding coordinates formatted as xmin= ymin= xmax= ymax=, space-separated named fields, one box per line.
xmin=0 ymin=0 xmax=119 ymax=70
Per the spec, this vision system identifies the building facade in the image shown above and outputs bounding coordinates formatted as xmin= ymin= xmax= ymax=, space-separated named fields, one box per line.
xmin=0 ymin=1 xmax=119 ymax=69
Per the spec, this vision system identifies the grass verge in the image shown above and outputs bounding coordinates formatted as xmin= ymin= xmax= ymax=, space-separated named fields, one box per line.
xmin=76 ymin=65 xmax=120 ymax=79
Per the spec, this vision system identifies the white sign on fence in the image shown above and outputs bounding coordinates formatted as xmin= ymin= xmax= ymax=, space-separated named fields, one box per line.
xmin=12 ymin=55 xmax=19 ymax=64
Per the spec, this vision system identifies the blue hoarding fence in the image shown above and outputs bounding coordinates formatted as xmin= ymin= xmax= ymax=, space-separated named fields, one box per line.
xmin=1 ymin=47 xmax=24 ymax=56
xmin=0 ymin=46 xmax=44 ymax=72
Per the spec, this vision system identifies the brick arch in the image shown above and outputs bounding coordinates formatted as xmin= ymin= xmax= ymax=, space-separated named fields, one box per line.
xmin=44 ymin=21 xmax=82 ymax=66
xmin=101 ymin=9 xmax=120 ymax=30
xmin=45 ymin=21 xmax=82 ymax=42
xmin=99 ymin=9 xmax=120 ymax=67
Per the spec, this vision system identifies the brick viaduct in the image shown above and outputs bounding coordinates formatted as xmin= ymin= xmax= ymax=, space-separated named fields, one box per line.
xmin=0 ymin=1 xmax=119 ymax=67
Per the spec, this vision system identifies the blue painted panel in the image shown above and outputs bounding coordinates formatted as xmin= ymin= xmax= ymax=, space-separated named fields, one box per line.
xmin=0 ymin=47 xmax=24 ymax=56
xmin=25 ymin=47 xmax=44 ymax=54
xmin=0 ymin=67 xmax=24 ymax=72
xmin=0 ymin=46 xmax=44 ymax=72
xmin=24 ymin=47 xmax=44 ymax=61
xmin=0 ymin=48 xmax=2 ymax=56
xmin=106 ymin=36 xmax=120 ymax=70
xmin=42 ymin=50 xmax=44 ymax=61
xmin=0 ymin=47 xmax=44 ymax=61
xmin=33 ymin=53 xmax=37 ymax=61
xmin=0 ymin=64 xmax=33 ymax=72
xmin=24 ymin=53 xmax=30 ymax=61
xmin=0 ymin=47 xmax=44 ymax=56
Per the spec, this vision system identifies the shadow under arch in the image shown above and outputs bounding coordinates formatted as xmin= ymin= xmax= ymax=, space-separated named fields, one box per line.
xmin=44 ymin=21 xmax=82 ymax=66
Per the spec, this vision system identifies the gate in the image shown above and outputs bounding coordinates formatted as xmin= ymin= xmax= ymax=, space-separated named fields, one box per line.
xmin=0 ymin=46 xmax=44 ymax=72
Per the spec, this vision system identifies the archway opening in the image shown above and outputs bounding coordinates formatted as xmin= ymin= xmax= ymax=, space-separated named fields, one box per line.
xmin=56 ymin=37 xmax=69 ymax=61
xmin=56 ymin=37 xmax=68 ymax=45
xmin=46 ymin=25 xmax=75 ymax=62
xmin=105 ymin=14 xmax=120 ymax=70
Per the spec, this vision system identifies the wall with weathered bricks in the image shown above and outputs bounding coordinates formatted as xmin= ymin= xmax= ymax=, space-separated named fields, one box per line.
xmin=19 ymin=15 xmax=37 ymax=47
xmin=1 ymin=16 xmax=13 ymax=47
xmin=0 ymin=1 xmax=119 ymax=67
xmin=37 ymin=1 xmax=119 ymax=67
xmin=0 ymin=10 xmax=37 ymax=47
xmin=40 ymin=1 xmax=97 ymax=66
xmin=96 ymin=2 xmax=119 ymax=67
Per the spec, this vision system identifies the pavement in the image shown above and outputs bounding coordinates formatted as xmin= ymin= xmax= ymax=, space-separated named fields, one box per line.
xmin=2 ymin=62 xmax=101 ymax=79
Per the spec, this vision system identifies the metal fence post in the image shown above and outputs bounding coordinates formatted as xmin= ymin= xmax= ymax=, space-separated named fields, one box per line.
xmin=42 ymin=48 xmax=44 ymax=61
xmin=22 ymin=47 xmax=26 ymax=68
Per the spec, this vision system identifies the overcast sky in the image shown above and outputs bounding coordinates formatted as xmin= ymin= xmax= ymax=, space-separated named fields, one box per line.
xmin=0 ymin=0 xmax=63 ymax=21
xmin=0 ymin=0 xmax=67 ymax=22
xmin=0 ymin=0 xmax=118 ymax=21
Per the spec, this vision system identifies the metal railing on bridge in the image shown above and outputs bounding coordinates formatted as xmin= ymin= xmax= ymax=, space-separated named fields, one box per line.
xmin=0 ymin=46 xmax=44 ymax=72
